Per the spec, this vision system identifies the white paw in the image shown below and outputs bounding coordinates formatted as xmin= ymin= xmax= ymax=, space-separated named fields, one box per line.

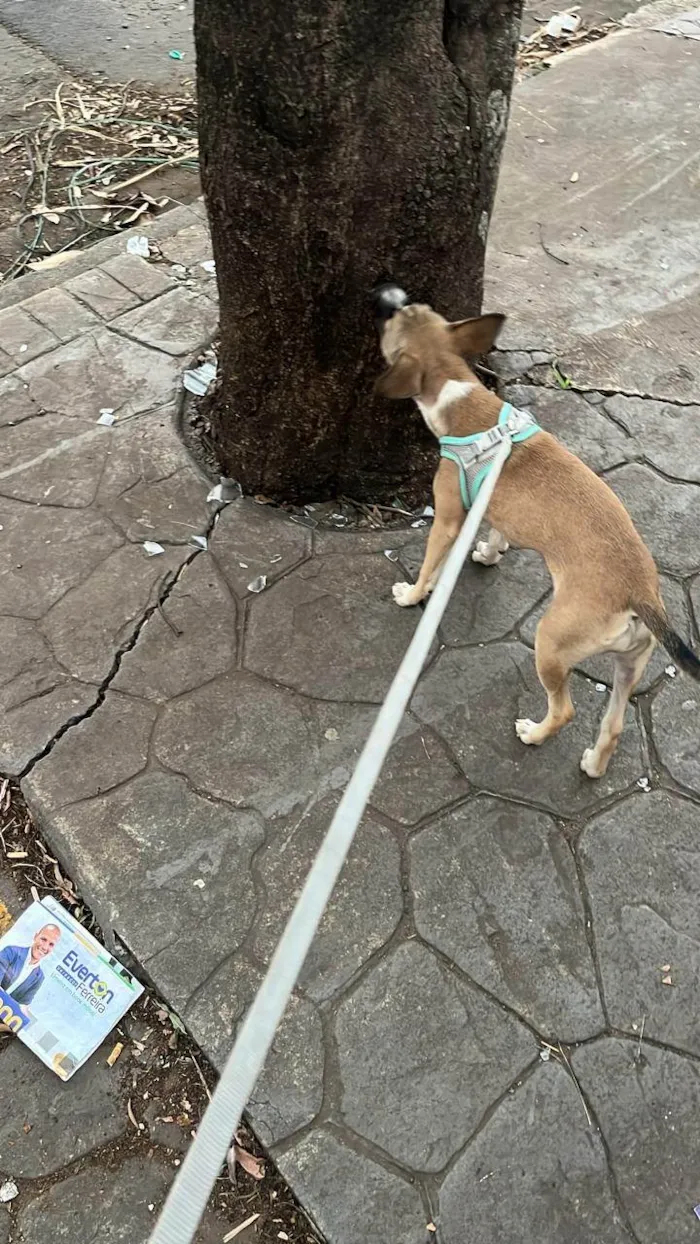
xmin=392 ymin=581 xmax=419 ymax=608
xmin=472 ymin=541 xmax=502 ymax=566
xmin=580 ymin=747 xmax=605 ymax=779
xmin=515 ymin=718 xmax=542 ymax=746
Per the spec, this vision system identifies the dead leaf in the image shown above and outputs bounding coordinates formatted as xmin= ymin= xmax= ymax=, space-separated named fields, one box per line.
xmin=27 ymin=251 xmax=82 ymax=272
xmin=227 ymin=1143 xmax=265 ymax=1182
xmin=120 ymin=202 xmax=150 ymax=225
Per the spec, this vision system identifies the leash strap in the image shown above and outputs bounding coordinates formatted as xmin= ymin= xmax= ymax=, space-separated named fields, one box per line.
xmin=148 ymin=436 xmax=513 ymax=1244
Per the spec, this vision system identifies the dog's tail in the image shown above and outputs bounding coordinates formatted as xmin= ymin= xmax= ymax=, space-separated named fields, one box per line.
xmin=633 ymin=600 xmax=700 ymax=681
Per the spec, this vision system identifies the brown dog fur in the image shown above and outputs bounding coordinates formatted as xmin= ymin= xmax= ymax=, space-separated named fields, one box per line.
xmin=376 ymin=303 xmax=699 ymax=777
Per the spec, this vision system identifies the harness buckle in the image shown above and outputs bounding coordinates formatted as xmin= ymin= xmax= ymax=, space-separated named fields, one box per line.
xmin=474 ymin=426 xmax=505 ymax=456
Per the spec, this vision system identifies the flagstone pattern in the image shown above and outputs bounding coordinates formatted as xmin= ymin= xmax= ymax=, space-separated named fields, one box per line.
xmin=0 ymin=204 xmax=699 ymax=1244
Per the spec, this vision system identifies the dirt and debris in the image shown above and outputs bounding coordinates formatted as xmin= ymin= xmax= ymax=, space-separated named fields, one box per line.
xmin=0 ymin=79 xmax=198 ymax=282
xmin=518 ymin=17 xmax=619 ymax=77
xmin=0 ymin=782 xmax=322 ymax=1244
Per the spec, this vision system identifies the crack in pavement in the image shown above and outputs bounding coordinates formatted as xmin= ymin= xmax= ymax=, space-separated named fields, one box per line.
xmin=17 ymin=517 xmax=217 ymax=780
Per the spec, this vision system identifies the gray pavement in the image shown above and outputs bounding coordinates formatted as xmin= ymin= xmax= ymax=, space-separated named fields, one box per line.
xmin=0 ymin=0 xmax=193 ymax=86
xmin=1 ymin=10 xmax=700 ymax=1244
xmin=486 ymin=20 xmax=700 ymax=401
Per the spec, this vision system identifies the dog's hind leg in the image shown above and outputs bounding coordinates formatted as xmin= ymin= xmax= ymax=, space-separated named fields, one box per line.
xmin=516 ymin=605 xmax=577 ymax=746
xmin=581 ymin=632 xmax=655 ymax=778
xmin=472 ymin=527 xmax=509 ymax=566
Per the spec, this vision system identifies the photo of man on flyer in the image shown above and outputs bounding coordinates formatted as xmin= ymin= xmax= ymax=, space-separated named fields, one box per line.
xmin=0 ymin=922 xmax=62 ymax=1014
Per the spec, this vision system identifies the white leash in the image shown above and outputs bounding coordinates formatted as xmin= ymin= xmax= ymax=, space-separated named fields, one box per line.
xmin=148 ymin=436 xmax=512 ymax=1244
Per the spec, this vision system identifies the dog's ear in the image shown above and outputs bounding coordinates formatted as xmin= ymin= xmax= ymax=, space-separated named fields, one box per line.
xmin=374 ymin=354 xmax=423 ymax=399
xmin=448 ymin=313 xmax=506 ymax=357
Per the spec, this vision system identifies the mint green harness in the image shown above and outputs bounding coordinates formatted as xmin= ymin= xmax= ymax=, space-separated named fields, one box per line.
xmin=440 ymin=402 xmax=541 ymax=510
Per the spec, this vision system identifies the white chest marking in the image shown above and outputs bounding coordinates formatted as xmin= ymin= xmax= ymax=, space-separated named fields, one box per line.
xmin=416 ymin=379 xmax=475 ymax=436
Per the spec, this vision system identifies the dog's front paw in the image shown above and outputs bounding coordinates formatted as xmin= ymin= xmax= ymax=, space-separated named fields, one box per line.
xmin=580 ymin=747 xmax=605 ymax=779
xmin=392 ymin=581 xmax=420 ymax=608
xmin=515 ymin=718 xmax=544 ymax=746
xmin=472 ymin=541 xmax=502 ymax=567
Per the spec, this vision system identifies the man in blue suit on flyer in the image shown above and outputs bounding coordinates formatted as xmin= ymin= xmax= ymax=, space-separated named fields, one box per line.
xmin=0 ymin=923 xmax=61 ymax=1013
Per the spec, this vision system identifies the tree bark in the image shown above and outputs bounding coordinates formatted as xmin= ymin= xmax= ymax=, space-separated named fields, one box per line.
xmin=195 ymin=0 xmax=523 ymax=504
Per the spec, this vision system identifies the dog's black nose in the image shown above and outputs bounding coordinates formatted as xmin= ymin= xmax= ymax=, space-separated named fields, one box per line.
xmin=371 ymin=282 xmax=410 ymax=321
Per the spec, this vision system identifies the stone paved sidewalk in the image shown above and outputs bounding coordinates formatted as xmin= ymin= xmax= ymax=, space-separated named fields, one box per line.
xmin=2 ymin=14 xmax=700 ymax=1244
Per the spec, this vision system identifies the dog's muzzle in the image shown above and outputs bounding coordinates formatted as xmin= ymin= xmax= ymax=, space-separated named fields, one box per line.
xmin=371 ymin=283 xmax=410 ymax=322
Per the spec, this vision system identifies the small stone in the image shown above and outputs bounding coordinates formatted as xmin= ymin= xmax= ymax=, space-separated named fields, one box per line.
xmin=665 ymin=664 xmax=677 ymax=678
xmin=324 ymin=727 xmax=339 ymax=741
xmin=595 ymin=682 xmax=607 ymax=693
xmin=384 ymin=549 xmax=399 ymax=562
xmin=662 ymin=974 xmax=673 ymax=986
xmin=143 ymin=541 xmax=165 ymax=557
xmin=193 ymin=878 xmax=205 ymax=889
xmin=0 ymin=1181 xmax=18 ymax=1203
xmin=247 ymin=574 xmax=267 ymax=593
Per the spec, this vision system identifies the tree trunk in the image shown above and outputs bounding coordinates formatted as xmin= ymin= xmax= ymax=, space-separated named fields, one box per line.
xmin=195 ymin=0 xmax=523 ymax=504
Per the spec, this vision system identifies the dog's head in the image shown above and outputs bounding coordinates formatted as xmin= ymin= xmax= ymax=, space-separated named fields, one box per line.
xmin=371 ymin=284 xmax=505 ymax=400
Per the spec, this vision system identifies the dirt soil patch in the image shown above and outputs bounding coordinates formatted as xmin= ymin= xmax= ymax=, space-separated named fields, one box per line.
xmin=0 ymin=79 xmax=199 ymax=282
xmin=517 ymin=16 xmax=619 ymax=79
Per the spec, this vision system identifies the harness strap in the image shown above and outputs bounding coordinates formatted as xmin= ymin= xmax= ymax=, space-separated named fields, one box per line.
xmin=440 ymin=402 xmax=541 ymax=510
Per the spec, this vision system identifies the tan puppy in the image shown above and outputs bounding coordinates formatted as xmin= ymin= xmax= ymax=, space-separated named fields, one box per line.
xmin=373 ymin=292 xmax=700 ymax=778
